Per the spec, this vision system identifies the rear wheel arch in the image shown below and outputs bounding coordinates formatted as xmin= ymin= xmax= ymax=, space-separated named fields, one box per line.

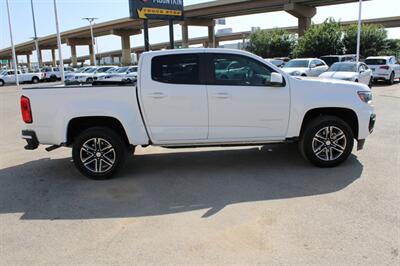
xmin=66 ymin=116 xmax=130 ymax=147
xmin=300 ymin=107 xmax=359 ymax=140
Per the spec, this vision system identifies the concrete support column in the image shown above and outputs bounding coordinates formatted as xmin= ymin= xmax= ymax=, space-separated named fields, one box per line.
xmin=89 ymin=44 xmax=95 ymax=66
xmin=51 ymin=48 xmax=57 ymax=67
xmin=208 ymin=25 xmax=215 ymax=48
xmin=298 ymin=17 xmax=312 ymax=36
xmin=284 ymin=3 xmax=316 ymax=36
xmin=121 ymin=34 xmax=132 ymax=66
xmin=70 ymin=45 xmax=77 ymax=68
xmin=181 ymin=23 xmax=189 ymax=48
xmin=37 ymin=50 xmax=43 ymax=68
xmin=26 ymin=55 xmax=31 ymax=69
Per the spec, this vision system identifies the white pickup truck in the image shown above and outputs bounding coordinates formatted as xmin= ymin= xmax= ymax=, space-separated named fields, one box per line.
xmin=20 ymin=49 xmax=376 ymax=180
xmin=0 ymin=70 xmax=44 ymax=86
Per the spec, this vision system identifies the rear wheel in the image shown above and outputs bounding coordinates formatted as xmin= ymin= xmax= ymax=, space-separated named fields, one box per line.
xmin=31 ymin=77 xmax=39 ymax=84
xmin=387 ymin=72 xmax=395 ymax=85
xmin=0 ymin=79 xmax=4 ymax=86
xmin=86 ymin=78 xmax=93 ymax=84
xmin=72 ymin=127 xmax=127 ymax=180
xmin=50 ymin=75 xmax=57 ymax=82
xmin=299 ymin=116 xmax=354 ymax=167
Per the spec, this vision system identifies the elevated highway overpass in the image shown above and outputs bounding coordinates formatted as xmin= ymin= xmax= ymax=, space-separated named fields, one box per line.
xmin=0 ymin=0 xmax=374 ymax=67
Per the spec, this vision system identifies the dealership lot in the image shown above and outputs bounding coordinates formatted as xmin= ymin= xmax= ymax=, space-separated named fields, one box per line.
xmin=0 ymin=82 xmax=399 ymax=264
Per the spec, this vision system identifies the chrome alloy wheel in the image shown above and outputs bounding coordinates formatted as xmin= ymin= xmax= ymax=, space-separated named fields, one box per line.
xmin=312 ymin=126 xmax=347 ymax=161
xmin=80 ymin=138 xmax=116 ymax=173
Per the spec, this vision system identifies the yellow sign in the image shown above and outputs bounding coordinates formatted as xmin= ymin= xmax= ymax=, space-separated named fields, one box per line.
xmin=137 ymin=7 xmax=182 ymax=19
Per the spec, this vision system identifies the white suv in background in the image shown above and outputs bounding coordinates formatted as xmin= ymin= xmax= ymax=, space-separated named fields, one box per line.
xmin=282 ymin=58 xmax=328 ymax=77
xmin=365 ymin=56 xmax=400 ymax=85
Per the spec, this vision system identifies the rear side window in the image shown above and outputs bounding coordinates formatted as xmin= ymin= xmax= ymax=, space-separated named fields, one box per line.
xmin=365 ymin=59 xmax=387 ymax=65
xmin=152 ymin=54 xmax=200 ymax=84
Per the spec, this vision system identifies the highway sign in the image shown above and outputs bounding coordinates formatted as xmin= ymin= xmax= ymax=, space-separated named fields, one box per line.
xmin=129 ymin=0 xmax=184 ymax=20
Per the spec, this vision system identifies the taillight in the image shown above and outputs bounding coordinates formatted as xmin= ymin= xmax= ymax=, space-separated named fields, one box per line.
xmin=20 ymin=96 xmax=33 ymax=123
xmin=380 ymin=65 xmax=390 ymax=70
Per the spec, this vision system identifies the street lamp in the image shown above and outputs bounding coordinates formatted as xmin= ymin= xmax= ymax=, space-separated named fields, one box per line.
xmin=30 ymin=0 xmax=41 ymax=68
xmin=82 ymin=17 xmax=98 ymax=66
xmin=53 ymin=0 xmax=64 ymax=82
xmin=356 ymin=0 xmax=363 ymax=63
xmin=5 ymin=0 xmax=19 ymax=86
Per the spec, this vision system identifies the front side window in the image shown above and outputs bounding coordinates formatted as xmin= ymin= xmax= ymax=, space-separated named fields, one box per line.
xmin=212 ymin=54 xmax=275 ymax=86
xmin=284 ymin=60 xmax=310 ymax=68
xmin=152 ymin=54 xmax=200 ymax=84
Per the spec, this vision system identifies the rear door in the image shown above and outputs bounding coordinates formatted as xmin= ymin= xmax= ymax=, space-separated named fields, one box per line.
xmin=206 ymin=53 xmax=290 ymax=140
xmin=139 ymin=53 xmax=208 ymax=143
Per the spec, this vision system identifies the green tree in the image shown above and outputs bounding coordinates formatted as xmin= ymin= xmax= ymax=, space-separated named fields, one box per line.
xmin=293 ymin=18 xmax=344 ymax=58
xmin=342 ymin=24 xmax=388 ymax=57
xmin=246 ymin=28 xmax=296 ymax=58
xmin=380 ymin=39 xmax=400 ymax=58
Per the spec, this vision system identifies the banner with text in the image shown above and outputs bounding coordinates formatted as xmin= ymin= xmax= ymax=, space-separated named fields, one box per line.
xmin=129 ymin=0 xmax=184 ymax=20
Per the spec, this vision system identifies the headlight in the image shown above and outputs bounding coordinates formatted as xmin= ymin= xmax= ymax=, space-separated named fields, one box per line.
xmin=357 ymin=91 xmax=372 ymax=105
xmin=291 ymin=71 xmax=301 ymax=76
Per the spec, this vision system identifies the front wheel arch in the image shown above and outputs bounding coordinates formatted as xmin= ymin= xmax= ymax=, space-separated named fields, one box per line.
xmin=300 ymin=107 xmax=359 ymax=140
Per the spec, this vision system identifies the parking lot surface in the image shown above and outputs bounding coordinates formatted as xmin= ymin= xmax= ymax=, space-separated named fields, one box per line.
xmin=0 ymin=82 xmax=399 ymax=265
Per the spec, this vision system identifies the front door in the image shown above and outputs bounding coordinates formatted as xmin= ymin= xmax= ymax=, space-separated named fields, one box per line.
xmin=139 ymin=53 xmax=208 ymax=143
xmin=206 ymin=53 xmax=290 ymax=141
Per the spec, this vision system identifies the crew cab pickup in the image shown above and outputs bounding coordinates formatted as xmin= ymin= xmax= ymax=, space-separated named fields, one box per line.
xmin=20 ymin=49 xmax=376 ymax=180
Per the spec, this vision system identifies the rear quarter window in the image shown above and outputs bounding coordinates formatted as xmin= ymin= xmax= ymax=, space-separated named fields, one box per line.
xmin=151 ymin=54 xmax=200 ymax=84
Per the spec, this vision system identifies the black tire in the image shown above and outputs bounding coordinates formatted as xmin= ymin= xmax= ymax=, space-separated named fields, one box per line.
xmin=387 ymin=72 xmax=394 ymax=85
xmin=72 ymin=127 xmax=127 ymax=180
xmin=86 ymin=78 xmax=93 ymax=84
xmin=301 ymin=74 xmax=307 ymax=77
xmin=32 ymin=77 xmax=39 ymax=84
xmin=299 ymin=116 xmax=354 ymax=167
xmin=354 ymin=79 xmax=358 ymax=83
xmin=0 ymin=79 xmax=4 ymax=86
xmin=368 ymin=78 xmax=373 ymax=88
xmin=50 ymin=75 xmax=57 ymax=82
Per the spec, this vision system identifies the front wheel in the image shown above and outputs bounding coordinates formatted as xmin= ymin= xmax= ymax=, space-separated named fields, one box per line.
xmin=0 ymin=79 xmax=4 ymax=86
xmin=299 ymin=116 xmax=354 ymax=167
xmin=72 ymin=127 xmax=127 ymax=180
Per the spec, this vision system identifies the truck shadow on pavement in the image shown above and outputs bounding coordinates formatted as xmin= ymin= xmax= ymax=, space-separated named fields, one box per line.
xmin=0 ymin=144 xmax=363 ymax=220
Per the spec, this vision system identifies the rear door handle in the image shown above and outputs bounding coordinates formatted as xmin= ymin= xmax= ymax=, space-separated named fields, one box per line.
xmin=148 ymin=92 xmax=167 ymax=99
xmin=213 ymin=92 xmax=231 ymax=99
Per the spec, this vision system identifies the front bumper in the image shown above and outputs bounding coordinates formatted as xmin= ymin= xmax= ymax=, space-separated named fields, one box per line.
xmin=22 ymin=130 xmax=39 ymax=150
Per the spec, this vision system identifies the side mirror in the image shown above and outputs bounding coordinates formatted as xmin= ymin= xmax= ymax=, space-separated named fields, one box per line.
xmin=269 ymin=72 xmax=284 ymax=86
xmin=310 ymin=63 xmax=316 ymax=68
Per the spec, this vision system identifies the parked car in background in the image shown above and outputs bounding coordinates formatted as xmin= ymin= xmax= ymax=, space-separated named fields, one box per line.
xmin=65 ymin=67 xmax=92 ymax=84
xmin=100 ymin=66 xmax=138 ymax=83
xmin=42 ymin=66 xmax=75 ymax=81
xmin=282 ymin=58 xmax=328 ymax=77
xmin=319 ymin=62 xmax=373 ymax=87
xmin=320 ymin=55 xmax=357 ymax=67
xmin=93 ymin=67 xmax=118 ymax=81
xmin=0 ymin=70 xmax=44 ymax=86
xmin=74 ymin=66 xmax=116 ymax=84
xmin=21 ymin=48 xmax=375 ymax=179
xmin=121 ymin=66 xmax=138 ymax=83
xmin=264 ymin=58 xmax=285 ymax=68
xmin=365 ymin=56 xmax=400 ymax=85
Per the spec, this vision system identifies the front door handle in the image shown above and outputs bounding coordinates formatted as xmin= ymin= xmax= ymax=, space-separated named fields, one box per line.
xmin=148 ymin=92 xmax=167 ymax=99
xmin=213 ymin=92 xmax=231 ymax=99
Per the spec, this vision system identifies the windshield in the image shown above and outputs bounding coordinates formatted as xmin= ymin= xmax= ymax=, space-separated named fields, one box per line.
xmin=85 ymin=68 xmax=97 ymax=73
xmin=75 ymin=68 xmax=87 ymax=73
xmin=284 ymin=60 xmax=309 ymax=68
xmin=106 ymin=67 xmax=117 ymax=73
xmin=96 ymin=67 xmax=111 ymax=73
xmin=116 ymin=67 xmax=129 ymax=73
xmin=365 ymin=59 xmax=387 ymax=65
xmin=329 ymin=63 xmax=357 ymax=72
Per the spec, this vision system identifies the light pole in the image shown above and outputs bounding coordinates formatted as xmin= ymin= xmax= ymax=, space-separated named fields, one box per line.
xmin=30 ymin=0 xmax=41 ymax=69
xmin=5 ymin=0 xmax=19 ymax=86
xmin=53 ymin=0 xmax=64 ymax=82
xmin=356 ymin=0 xmax=363 ymax=63
xmin=82 ymin=18 xmax=98 ymax=66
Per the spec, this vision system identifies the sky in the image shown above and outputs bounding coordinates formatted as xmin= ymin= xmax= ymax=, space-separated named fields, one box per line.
xmin=1 ymin=0 xmax=399 ymax=63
